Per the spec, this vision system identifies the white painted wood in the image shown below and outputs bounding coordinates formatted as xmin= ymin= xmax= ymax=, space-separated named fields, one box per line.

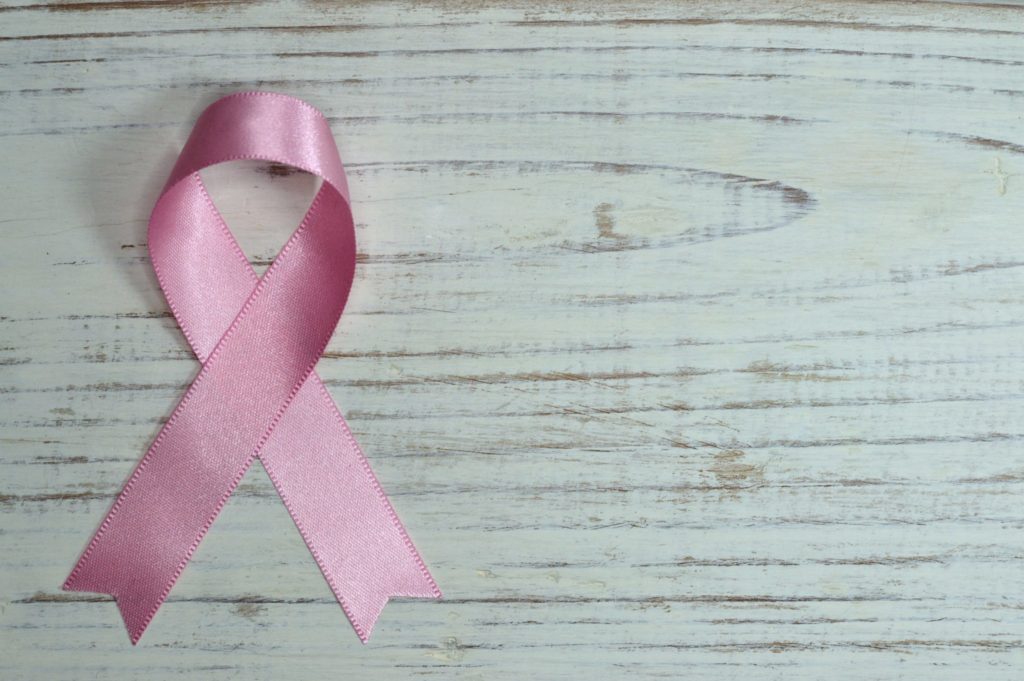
xmin=2 ymin=1 xmax=1024 ymax=678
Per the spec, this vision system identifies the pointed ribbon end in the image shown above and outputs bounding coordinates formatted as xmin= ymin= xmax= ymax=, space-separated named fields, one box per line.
xmin=117 ymin=595 xmax=155 ymax=646
xmin=63 ymin=567 xmax=161 ymax=645
xmin=341 ymin=568 xmax=442 ymax=644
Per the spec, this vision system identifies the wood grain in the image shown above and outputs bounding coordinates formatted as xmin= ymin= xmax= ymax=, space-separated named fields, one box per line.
xmin=2 ymin=1 xmax=1023 ymax=678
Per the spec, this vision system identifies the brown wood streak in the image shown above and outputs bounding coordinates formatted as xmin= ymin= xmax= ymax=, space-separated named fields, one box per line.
xmin=21 ymin=0 xmax=245 ymax=11
xmin=5 ymin=0 xmax=1024 ymax=11
xmin=4 ymin=13 xmax=1024 ymax=40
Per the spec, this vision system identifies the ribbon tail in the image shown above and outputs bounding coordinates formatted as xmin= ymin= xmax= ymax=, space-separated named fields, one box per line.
xmin=260 ymin=377 xmax=441 ymax=642
xmin=63 ymin=546 xmax=176 ymax=645
xmin=332 ymin=549 xmax=441 ymax=643
xmin=60 ymin=379 xmax=264 ymax=645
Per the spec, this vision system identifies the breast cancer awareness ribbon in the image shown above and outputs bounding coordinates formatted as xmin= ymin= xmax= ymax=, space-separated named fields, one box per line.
xmin=63 ymin=92 xmax=440 ymax=644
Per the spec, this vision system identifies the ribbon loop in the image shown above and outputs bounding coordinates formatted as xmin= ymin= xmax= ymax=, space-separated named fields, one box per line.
xmin=64 ymin=92 xmax=440 ymax=644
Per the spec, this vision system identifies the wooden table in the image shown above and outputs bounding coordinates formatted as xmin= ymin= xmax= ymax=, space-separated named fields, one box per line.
xmin=2 ymin=1 xmax=1023 ymax=678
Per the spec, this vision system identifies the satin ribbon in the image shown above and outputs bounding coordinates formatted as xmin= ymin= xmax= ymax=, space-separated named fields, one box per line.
xmin=63 ymin=92 xmax=440 ymax=644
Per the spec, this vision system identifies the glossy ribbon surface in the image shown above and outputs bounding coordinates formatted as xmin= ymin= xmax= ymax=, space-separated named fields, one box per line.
xmin=63 ymin=92 xmax=441 ymax=644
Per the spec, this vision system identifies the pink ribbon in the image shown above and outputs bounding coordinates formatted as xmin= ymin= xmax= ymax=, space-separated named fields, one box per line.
xmin=63 ymin=92 xmax=441 ymax=644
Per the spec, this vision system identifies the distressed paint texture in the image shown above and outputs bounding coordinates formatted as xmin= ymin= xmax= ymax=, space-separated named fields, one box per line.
xmin=1 ymin=1 xmax=1024 ymax=679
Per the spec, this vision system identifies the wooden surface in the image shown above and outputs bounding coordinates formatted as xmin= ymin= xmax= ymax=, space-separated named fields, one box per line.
xmin=2 ymin=1 xmax=1024 ymax=678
